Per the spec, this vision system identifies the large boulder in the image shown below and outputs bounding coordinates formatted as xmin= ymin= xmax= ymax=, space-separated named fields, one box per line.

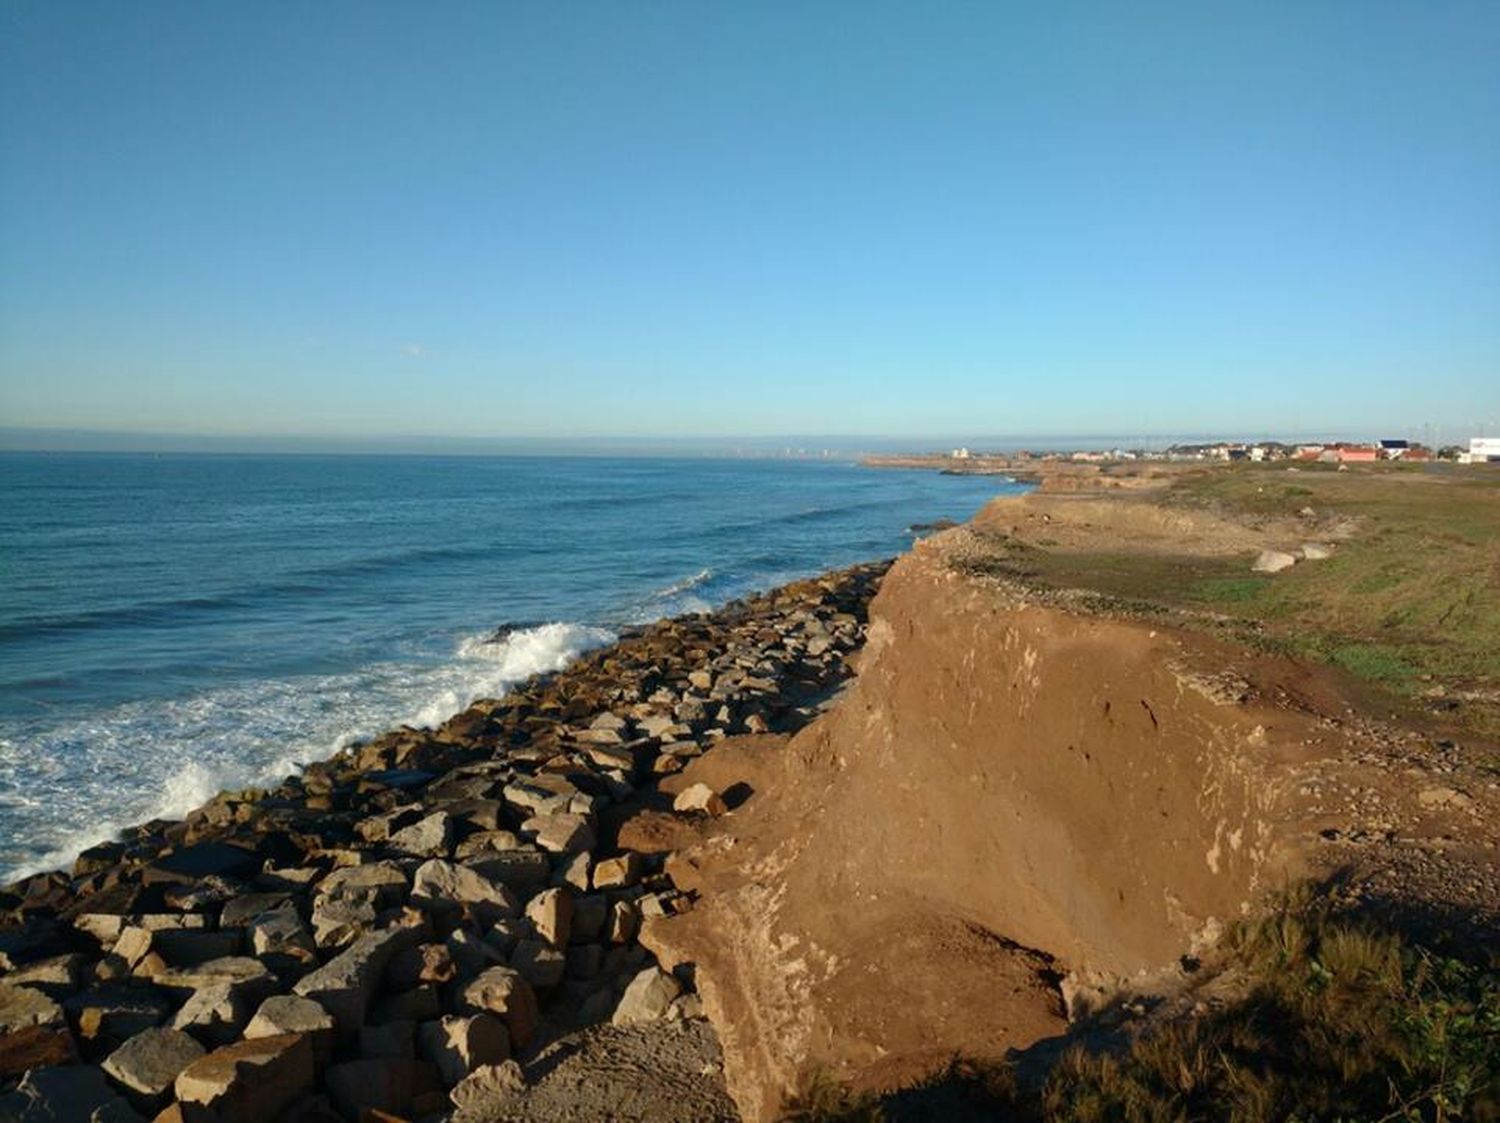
xmin=0 ymin=985 xmax=75 ymax=1077
xmin=410 ymin=860 xmax=519 ymax=924
xmin=459 ymin=968 xmax=538 ymax=1050
xmin=173 ymin=1032 xmax=315 ymax=1123
xmin=611 ymin=967 xmax=682 ymax=1025
xmin=101 ymin=1026 xmax=204 ymax=1101
xmin=292 ymin=925 xmax=422 ymax=1035
xmin=417 ymin=1014 xmax=509 ymax=1087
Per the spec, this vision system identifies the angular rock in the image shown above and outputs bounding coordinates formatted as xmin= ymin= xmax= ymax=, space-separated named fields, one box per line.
xmin=317 ymin=862 xmax=409 ymax=908
xmin=509 ymin=940 xmax=565 ymax=990
xmin=65 ymin=984 xmax=174 ymax=1048
xmin=591 ymin=852 xmax=642 ymax=889
xmin=410 ymin=860 xmax=519 ymax=923
xmin=523 ymin=888 xmax=572 ymax=947
xmin=418 ymin=1014 xmax=509 ymax=1088
xmin=388 ymin=811 xmax=454 ymax=857
xmin=672 ymin=783 xmax=727 ymax=816
xmin=152 ymin=957 xmax=272 ymax=999
xmin=612 ymin=966 xmax=682 ymax=1025
xmin=359 ymin=1018 xmax=415 ymax=1059
xmin=1252 ymin=549 xmax=1297 ymax=573
xmin=310 ymin=894 xmax=376 ymax=949
xmin=459 ymin=967 xmax=538 ymax=1050
xmin=101 ymin=1026 xmax=204 ymax=1099
xmin=169 ymin=983 xmax=250 ymax=1047
xmin=520 ymin=813 xmax=595 ymax=854
xmin=244 ymin=995 xmax=335 ymax=1063
xmin=174 ymin=1032 xmax=315 ymax=1123
xmin=324 ymin=1056 xmax=439 ymax=1121
xmin=461 ymin=850 xmax=551 ymax=895
xmin=292 ymin=925 xmax=421 ymax=1034
xmin=247 ymin=904 xmax=316 ymax=962
xmin=606 ymin=899 xmax=641 ymax=944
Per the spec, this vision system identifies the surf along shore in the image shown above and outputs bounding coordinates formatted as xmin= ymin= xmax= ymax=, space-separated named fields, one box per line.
xmin=2 ymin=459 xmax=1497 ymax=1122
xmin=0 ymin=558 xmax=888 ymax=1121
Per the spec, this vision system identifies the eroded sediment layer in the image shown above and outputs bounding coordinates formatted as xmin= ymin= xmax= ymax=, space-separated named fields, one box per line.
xmin=639 ymin=519 xmax=1500 ymax=1121
xmin=0 ymin=562 xmax=887 ymax=1122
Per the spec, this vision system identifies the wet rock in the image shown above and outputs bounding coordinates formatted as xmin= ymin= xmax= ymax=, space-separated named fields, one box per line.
xmin=147 ymin=841 xmax=262 ymax=883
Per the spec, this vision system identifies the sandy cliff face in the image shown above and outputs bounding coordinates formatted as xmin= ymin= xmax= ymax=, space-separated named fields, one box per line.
xmin=642 ymin=529 xmax=1341 ymax=1120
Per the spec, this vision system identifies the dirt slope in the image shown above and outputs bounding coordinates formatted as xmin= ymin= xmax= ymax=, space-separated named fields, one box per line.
xmin=637 ymin=516 xmax=1499 ymax=1121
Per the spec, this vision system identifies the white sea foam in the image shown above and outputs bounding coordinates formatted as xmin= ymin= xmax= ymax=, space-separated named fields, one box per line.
xmin=0 ymin=622 xmax=614 ymax=882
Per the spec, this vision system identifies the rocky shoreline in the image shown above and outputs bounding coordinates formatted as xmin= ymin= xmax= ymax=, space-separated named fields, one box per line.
xmin=0 ymin=560 xmax=888 ymax=1121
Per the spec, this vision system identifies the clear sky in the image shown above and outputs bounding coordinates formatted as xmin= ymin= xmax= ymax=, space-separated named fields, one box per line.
xmin=1 ymin=1 xmax=1497 ymax=447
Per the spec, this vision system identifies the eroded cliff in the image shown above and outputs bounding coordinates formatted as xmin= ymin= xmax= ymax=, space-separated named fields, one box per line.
xmin=639 ymin=511 xmax=1497 ymax=1121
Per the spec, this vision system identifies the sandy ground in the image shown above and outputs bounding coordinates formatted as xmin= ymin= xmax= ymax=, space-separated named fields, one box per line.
xmin=453 ymin=1020 xmax=738 ymax=1123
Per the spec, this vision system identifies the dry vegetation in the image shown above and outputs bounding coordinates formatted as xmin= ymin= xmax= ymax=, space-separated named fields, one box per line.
xmin=965 ymin=462 xmax=1500 ymax=737
xmin=783 ymin=889 xmax=1499 ymax=1122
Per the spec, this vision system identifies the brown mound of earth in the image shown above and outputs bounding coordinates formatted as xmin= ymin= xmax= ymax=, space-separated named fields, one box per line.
xmin=637 ymin=524 xmax=1500 ymax=1121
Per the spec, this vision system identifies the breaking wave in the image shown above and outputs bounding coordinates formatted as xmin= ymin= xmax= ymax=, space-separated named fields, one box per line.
xmin=0 ymin=622 xmax=613 ymax=882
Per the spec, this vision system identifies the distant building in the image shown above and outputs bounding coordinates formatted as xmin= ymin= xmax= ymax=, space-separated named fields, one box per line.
xmin=1468 ymin=437 xmax=1500 ymax=464
xmin=1337 ymin=445 xmax=1379 ymax=463
xmin=951 ymin=447 xmax=972 ymax=459
xmin=1379 ymin=439 xmax=1410 ymax=460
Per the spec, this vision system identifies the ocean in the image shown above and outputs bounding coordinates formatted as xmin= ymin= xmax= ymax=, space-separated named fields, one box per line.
xmin=0 ymin=452 xmax=1024 ymax=881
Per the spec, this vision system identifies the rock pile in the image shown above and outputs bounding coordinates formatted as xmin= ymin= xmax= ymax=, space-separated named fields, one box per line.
xmin=0 ymin=562 xmax=887 ymax=1121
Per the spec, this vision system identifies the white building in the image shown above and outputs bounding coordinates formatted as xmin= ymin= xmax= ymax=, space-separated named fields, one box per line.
xmin=1466 ymin=437 xmax=1500 ymax=464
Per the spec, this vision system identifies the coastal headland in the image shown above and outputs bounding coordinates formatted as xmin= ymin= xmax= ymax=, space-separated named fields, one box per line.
xmin=2 ymin=462 xmax=1496 ymax=1121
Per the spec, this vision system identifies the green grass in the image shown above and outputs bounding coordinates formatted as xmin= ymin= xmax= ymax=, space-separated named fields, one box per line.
xmin=971 ymin=465 xmax=1500 ymax=733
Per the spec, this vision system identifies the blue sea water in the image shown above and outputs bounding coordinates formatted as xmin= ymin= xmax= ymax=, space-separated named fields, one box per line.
xmin=0 ymin=453 xmax=1025 ymax=880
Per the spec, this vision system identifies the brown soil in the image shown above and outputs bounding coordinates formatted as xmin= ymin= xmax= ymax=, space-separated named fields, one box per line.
xmin=453 ymin=1019 xmax=737 ymax=1123
xmin=632 ymin=518 xmax=1500 ymax=1121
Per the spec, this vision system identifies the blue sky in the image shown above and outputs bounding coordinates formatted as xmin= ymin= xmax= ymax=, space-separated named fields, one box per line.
xmin=1 ymin=1 xmax=1497 ymax=447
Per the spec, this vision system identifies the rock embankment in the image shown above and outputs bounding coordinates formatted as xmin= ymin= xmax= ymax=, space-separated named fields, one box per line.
xmin=0 ymin=562 xmax=887 ymax=1122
